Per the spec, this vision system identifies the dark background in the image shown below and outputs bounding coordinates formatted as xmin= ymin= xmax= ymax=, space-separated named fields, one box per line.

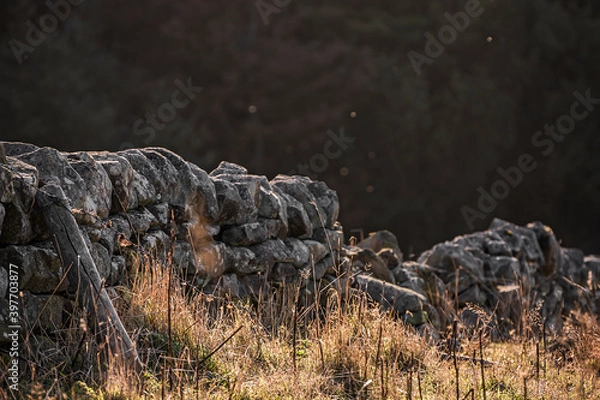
xmin=1 ymin=0 xmax=599 ymax=256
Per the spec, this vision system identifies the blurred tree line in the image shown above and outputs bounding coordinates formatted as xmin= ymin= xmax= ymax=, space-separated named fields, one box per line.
xmin=1 ymin=0 xmax=599 ymax=254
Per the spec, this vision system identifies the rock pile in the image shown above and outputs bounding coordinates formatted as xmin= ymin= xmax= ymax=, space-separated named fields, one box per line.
xmin=0 ymin=142 xmax=598 ymax=346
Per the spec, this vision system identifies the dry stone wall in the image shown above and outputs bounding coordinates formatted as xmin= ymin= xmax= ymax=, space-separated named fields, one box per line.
xmin=0 ymin=141 xmax=599 ymax=346
xmin=0 ymin=142 xmax=344 ymax=343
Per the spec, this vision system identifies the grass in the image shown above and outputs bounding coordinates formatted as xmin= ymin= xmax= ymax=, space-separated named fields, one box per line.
xmin=4 ymin=253 xmax=600 ymax=399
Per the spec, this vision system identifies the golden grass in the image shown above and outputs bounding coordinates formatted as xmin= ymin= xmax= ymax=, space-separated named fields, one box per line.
xmin=8 ymin=254 xmax=600 ymax=400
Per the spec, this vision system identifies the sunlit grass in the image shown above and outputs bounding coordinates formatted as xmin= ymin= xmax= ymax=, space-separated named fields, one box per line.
xmin=10 ymin=254 xmax=600 ymax=399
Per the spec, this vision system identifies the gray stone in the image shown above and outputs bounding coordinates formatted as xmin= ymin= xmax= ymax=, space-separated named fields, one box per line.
xmin=378 ymin=248 xmax=400 ymax=269
xmin=357 ymin=230 xmax=403 ymax=263
xmin=186 ymin=162 xmax=219 ymax=221
xmin=119 ymin=149 xmax=166 ymax=203
xmin=141 ymin=230 xmax=170 ymax=258
xmin=490 ymin=218 xmax=544 ymax=265
xmin=303 ymin=239 xmax=328 ymax=264
xmin=138 ymin=149 xmax=186 ymax=206
xmin=16 ymin=148 xmax=91 ymax=224
xmin=486 ymin=256 xmax=521 ymax=283
xmin=0 ymin=244 xmax=67 ymax=293
xmin=312 ymin=227 xmax=344 ymax=249
xmin=239 ymin=273 xmax=268 ymax=298
xmin=212 ymin=178 xmax=246 ymax=225
xmin=171 ymin=241 xmax=196 ymax=274
xmin=271 ymin=263 xmax=300 ymax=284
xmin=147 ymin=202 xmax=170 ymax=228
xmin=219 ymin=274 xmax=241 ymax=298
xmin=391 ymin=266 xmax=412 ymax=283
xmin=91 ymin=242 xmax=112 ymax=284
xmin=485 ymin=239 xmax=512 ymax=256
xmin=1 ymin=142 xmax=39 ymax=156
xmin=458 ymin=284 xmax=487 ymax=306
xmin=0 ymin=267 xmax=7 ymax=298
xmin=527 ymin=221 xmax=563 ymax=276
xmin=128 ymin=207 xmax=158 ymax=234
xmin=0 ymin=161 xmax=14 ymax=203
xmin=271 ymin=175 xmax=325 ymax=230
xmin=81 ymin=226 xmax=102 ymax=243
xmin=275 ymin=189 xmax=312 ymax=238
xmin=222 ymin=221 xmax=271 ymax=246
xmin=284 ymin=238 xmax=311 ymax=268
xmin=65 ymin=152 xmax=113 ymax=219
xmin=22 ymin=292 xmax=66 ymax=333
xmin=91 ymin=152 xmax=137 ymax=212
xmin=210 ymin=161 xmax=248 ymax=176
xmin=249 ymin=239 xmax=295 ymax=269
xmin=418 ymin=242 xmax=485 ymax=292
xmin=353 ymin=274 xmax=427 ymax=316
xmin=560 ymin=248 xmax=586 ymax=285
xmin=310 ymin=254 xmax=338 ymax=280
xmin=305 ymin=180 xmax=340 ymax=229
xmin=224 ymin=246 xmax=260 ymax=275
xmin=111 ymin=256 xmax=127 ymax=283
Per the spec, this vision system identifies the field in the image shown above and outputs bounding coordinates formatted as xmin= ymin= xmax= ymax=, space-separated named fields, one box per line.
xmin=10 ymin=256 xmax=600 ymax=400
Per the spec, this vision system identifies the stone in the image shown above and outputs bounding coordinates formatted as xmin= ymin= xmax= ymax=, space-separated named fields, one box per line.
xmin=0 ymin=160 xmax=14 ymax=203
xmin=310 ymin=254 xmax=338 ymax=280
xmin=210 ymin=161 xmax=248 ymax=176
xmin=418 ymin=242 xmax=485 ymax=292
xmin=378 ymin=248 xmax=400 ymax=269
xmin=147 ymin=202 xmax=170 ymax=228
xmin=312 ymin=227 xmax=344 ymax=249
xmin=357 ymin=230 xmax=403 ymax=263
xmin=186 ymin=162 xmax=219 ymax=221
xmin=284 ymin=238 xmax=311 ymax=268
xmin=249 ymin=239 xmax=295 ymax=269
xmin=0 ymin=267 xmax=7 ymax=298
xmin=219 ymin=274 xmax=241 ymax=298
xmin=119 ymin=149 xmax=167 ymax=203
xmin=239 ymin=273 xmax=269 ymax=298
xmin=173 ymin=241 xmax=197 ymax=274
xmin=485 ymin=239 xmax=512 ymax=256
xmin=0 ymin=196 xmax=33 ymax=244
xmin=22 ymin=292 xmax=66 ymax=333
xmin=353 ymin=274 xmax=427 ymax=316
xmin=91 ymin=152 xmax=137 ymax=212
xmin=458 ymin=284 xmax=487 ymax=306
xmin=111 ymin=256 xmax=127 ymax=283
xmin=303 ymin=239 xmax=328 ymax=264
xmin=224 ymin=246 xmax=260 ymax=275
xmin=271 ymin=263 xmax=300 ymax=284
xmin=16 ymin=148 xmax=91 ymax=224
xmin=528 ymin=221 xmax=563 ymax=276
xmin=81 ymin=226 xmax=102 ymax=243
xmin=65 ymin=152 xmax=113 ymax=219
xmin=560 ymin=248 xmax=586 ymax=285
xmin=141 ymin=230 xmax=170 ymax=258
xmin=275 ymin=188 xmax=312 ymax=238
xmin=354 ymin=248 xmax=395 ymax=284
xmin=91 ymin=242 xmax=112 ymax=284
xmin=211 ymin=178 xmax=247 ymax=225
xmin=128 ymin=207 xmax=158 ymax=234
xmin=271 ymin=175 xmax=325 ymax=229
xmin=0 ymin=244 xmax=67 ymax=293
xmin=305 ymin=180 xmax=340 ymax=229
xmin=486 ymin=256 xmax=521 ymax=284
xmin=490 ymin=218 xmax=544 ymax=265
xmin=138 ymin=149 xmax=185 ymax=206
xmin=221 ymin=221 xmax=271 ymax=246
xmin=1 ymin=142 xmax=39 ymax=156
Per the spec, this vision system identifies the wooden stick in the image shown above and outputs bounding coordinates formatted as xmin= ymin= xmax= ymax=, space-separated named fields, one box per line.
xmin=36 ymin=184 xmax=141 ymax=372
